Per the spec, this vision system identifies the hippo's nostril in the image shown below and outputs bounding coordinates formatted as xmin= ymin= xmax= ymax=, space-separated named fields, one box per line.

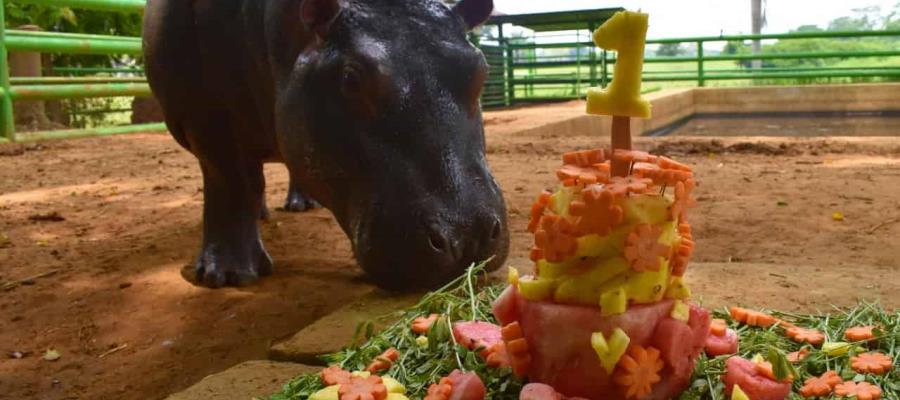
xmin=489 ymin=218 xmax=502 ymax=241
xmin=428 ymin=229 xmax=448 ymax=253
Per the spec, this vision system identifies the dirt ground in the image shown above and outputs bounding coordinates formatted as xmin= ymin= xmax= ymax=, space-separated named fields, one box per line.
xmin=2 ymin=101 xmax=900 ymax=400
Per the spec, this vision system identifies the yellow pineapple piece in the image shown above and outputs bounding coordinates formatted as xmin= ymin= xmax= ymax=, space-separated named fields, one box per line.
xmin=309 ymin=385 xmax=339 ymax=400
xmin=382 ymin=376 xmax=406 ymax=394
xmin=518 ymin=275 xmax=557 ymax=301
xmin=591 ymin=328 xmax=631 ymax=374
xmin=665 ymin=276 xmax=692 ymax=300
xmin=732 ymin=384 xmax=750 ymax=400
xmin=507 ymin=266 xmax=520 ymax=286
xmin=600 ymin=286 xmax=628 ymax=316
xmin=670 ymin=300 xmax=690 ymax=322
xmin=625 ymin=262 xmax=670 ymax=304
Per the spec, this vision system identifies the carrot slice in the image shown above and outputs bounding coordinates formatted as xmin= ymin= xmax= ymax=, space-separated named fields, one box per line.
xmin=605 ymin=176 xmax=653 ymax=197
xmin=851 ymin=352 xmax=893 ymax=375
xmin=786 ymin=327 xmax=826 ymax=346
xmin=569 ymin=185 xmax=624 ymax=236
xmin=412 ymin=314 xmax=440 ymax=334
xmin=623 ymin=224 xmax=671 ymax=273
xmin=365 ymin=347 xmax=400 ymax=374
xmin=485 ymin=342 xmax=511 ymax=368
xmin=754 ymin=361 xmax=794 ymax=383
xmin=563 ymin=149 xmax=607 ymax=167
xmin=320 ymin=365 xmax=352 ymax=386
xmin=423 ymin=377 xmax=453 ymax=400
xmin=527 ymin=191 xmax=553 ymax=234
xmin=800 ymin=372 xmax=841 ymax=398
xmin=710 ymin=319 xmax=728 ymax=337
xmin=533 ymin=215 xmax=579 ymax=262
xmin=787 ymin=348 xmax=810 ymax=363
xmin=338 ymin=375 xmax=388 ymax=400
xmin=845 ymin=326 xmax=876 ymax=342
xmin=501 ymin=322 xmax=523 ymax=341
xmin=730 ymin=307 xmax=777 ymax=328
xmin=834 ymin=381 xmax=882 ymax=400
xmin=613 ymin=346 xmax=664 ymax=399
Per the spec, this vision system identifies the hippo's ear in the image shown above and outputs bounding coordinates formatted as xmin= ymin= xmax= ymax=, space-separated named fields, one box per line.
xmin=452 ymin=0 xmax=494 ymax=30
xmin=301 ymin=0 xmax=342 ymax=38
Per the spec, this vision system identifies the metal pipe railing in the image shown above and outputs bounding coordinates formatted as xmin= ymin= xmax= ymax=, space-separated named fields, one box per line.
xmin=488 ymin=28 xmax=900 ymax=107
xmin=0 ymin=0 xmax=164 ymax=143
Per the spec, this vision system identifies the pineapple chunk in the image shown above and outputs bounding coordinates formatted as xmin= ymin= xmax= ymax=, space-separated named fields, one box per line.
xmin=621 ymin=194 xmax=670 ymax=226
xmin=382 ymin=376 xmax=406 ymax=394
xmin=549 ymin=186 xmax=576 ymax=217
xmin=309 ymin=385 xmax=339 ymax=400
xmin=507 ymin=266 xmax=520 ymax=286
xmin=600 ymin=286 xmax=628 ymax=316
xmin=536 ymin=259 xmax=569 ymax=279
xmin=625 ymin=262 xmax=670 ymax=304
xmin=553 ymin=259 xmax=630 ymax=305
xmin=591 ymin=328 xmax=631 ymax=374
xmin=575 ymin=225 xmax=630 ymax=259
xmin=518 ymin=276 xmax=556 ymax=301
xmin=732 ymin=384 xmax=750 ymax=400
xmin=670 ymin=300 xmax=690 ymax=322
xmin=665 ymin=276 xmax=692 ymax=300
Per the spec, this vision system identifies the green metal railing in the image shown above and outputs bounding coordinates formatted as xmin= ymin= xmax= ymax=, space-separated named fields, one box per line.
xmin=0 ymin=0 xmax=162 ymax=143
xmin=483 ymin=29 xmax=900 ymax=106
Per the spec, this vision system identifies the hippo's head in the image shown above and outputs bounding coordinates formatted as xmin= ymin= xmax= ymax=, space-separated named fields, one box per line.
xmin=273 ymin=0 xmax=508 ymax=289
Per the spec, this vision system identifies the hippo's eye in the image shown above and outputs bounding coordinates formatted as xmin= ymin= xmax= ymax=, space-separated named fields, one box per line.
xmin=341 ymin=67 xmax=363 ymax=97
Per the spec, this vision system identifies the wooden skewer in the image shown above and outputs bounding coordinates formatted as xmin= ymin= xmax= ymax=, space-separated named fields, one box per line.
xmin=610 ymin=115 xmax=632 ymax=177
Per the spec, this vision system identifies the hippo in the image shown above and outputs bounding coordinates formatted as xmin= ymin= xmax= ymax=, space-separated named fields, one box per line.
xmin=142 ymin=0 xmax=509 ymax=289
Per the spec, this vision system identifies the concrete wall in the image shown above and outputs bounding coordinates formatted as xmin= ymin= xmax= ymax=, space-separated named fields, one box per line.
xmin=506 ymin=83 xmax=900 ymax=138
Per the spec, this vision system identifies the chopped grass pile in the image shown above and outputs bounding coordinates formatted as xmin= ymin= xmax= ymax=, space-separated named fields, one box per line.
xmin=270 ymin=263 xmax=899 ymax=400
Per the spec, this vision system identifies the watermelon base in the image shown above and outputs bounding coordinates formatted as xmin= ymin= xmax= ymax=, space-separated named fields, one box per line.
xmin=493 ymin=285 xmax=710 ymax=400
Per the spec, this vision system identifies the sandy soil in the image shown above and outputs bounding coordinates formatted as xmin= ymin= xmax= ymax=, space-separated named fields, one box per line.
xmin=2 ymin=101 xmax=899 ymax=399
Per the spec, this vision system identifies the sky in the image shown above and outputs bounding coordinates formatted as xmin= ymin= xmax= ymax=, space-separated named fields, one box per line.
xmin=492 ymin=0 xmax=899 ymax=39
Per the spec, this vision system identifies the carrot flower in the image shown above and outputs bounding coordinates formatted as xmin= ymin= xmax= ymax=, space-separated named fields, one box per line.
xmin=800 ymin=371 xmax=843 ymax=398
xmin=338 ymin=375 xmax=388 ymax=400
xmin=623 ymin=224 xmax=671 ymax=272
xmin=786 ymin=327 xmax=826 ymax=346
xmin=532 ymin=215 xmax=579 ymax=262
xmin=605 ymin=176 xmax=653 ymax=197
xmin=851 ymin=352 xmax=893 ymax=375
xmin=730 ymin=307 xmax=777 ymax=328
xmin=845 ymin=326 xmax=876 ymax=342
xmin=569 ymin=185 xmax=624 ymax=236
xmin=710 ymin=319 xmax=729 ymax=337
xmin=613 ymin=346 xmax=664 ymax=399
xmin=527 ymin=191 xmax=552 ymax=233
xmin=320 ymin=365 xmax=352 ymax=386
xmin=834 ymin=381 xmax=882 ymax=400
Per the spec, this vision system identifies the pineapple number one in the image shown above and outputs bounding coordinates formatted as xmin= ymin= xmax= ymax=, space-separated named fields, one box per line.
xmin=586 ymin=11 xmax=652 ymax=177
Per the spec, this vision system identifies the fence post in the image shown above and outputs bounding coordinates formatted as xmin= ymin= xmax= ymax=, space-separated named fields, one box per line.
xmin=0 ymin=0 xmax=17 ymax=142
xmin=600 ymin=50 xmax=608 ymax=88
xmin=697 ymin=40 xmax=705 ymax=87
xmin=588 ymin=23 xmax=598 ymax=87
xmin=505 ymin=39 xmax=515 ymax=106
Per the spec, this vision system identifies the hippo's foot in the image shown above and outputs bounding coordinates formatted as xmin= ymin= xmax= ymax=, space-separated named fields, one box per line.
xmin=281 ymin=190 xmax=320 ymax=212
xmin=194 ymin=241 xmax=273 ymax=288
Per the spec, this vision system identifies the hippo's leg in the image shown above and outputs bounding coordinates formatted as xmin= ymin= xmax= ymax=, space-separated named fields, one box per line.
xmin=195 ymin=156 xmax=273 ymax=288
xmin=281 ymin=177 xmax=320 ymax=212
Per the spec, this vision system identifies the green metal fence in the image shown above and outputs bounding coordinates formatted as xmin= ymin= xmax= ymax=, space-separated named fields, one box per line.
xmin=0 ymin=0 xmax=162 ymax=144
xmin=484 ymin=29 xmax=900 ymax=106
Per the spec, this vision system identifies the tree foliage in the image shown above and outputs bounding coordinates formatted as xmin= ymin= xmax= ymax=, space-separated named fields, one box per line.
xmin=656 ymin=43 xmax=685 ymax=57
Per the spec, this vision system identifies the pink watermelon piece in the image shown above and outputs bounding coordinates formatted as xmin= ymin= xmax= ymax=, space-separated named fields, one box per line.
xmin=705 ymin=328 xmax=739 ymax=356
xmin=492 ymin=285 xmax=711 ymax=400
xmin=723 ymin=357 xmax=791 ymax=400
xmin=453 ymin=321 xmax=503 ymax=356
xmin=447 ymin=370 xmax=486 ymax=400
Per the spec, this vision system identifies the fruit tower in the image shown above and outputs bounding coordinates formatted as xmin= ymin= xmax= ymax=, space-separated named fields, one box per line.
xmin=492 ymin=11 xmax=712 ymax=400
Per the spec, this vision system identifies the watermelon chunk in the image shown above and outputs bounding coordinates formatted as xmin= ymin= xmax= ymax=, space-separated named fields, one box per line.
xmin=447 ymin=370 xmax=486 ymax=400
xmin=453 ymin=321 xmax=503 ymax=356
xmin=723 ymin=357 xmax=791 ymax=400
xmin=705 ymin=329 xmax=739 ymax=356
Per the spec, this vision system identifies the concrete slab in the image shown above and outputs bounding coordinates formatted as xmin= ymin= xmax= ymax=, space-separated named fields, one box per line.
xmin=165 ymin=360 xmax=319 ymax=400
xmin=268 ymin=290 xmax=424 ymax=364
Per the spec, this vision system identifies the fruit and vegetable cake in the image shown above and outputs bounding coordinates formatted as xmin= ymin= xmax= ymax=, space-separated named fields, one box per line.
xmin=491 ymin=146 xmax=710 ymax=400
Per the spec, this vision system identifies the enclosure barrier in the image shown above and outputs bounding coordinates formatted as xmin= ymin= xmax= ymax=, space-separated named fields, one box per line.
xmin=490 ymin=29 xmax=900 ymax=106
xmin=0 ymin=0 xmax=163 ymax=143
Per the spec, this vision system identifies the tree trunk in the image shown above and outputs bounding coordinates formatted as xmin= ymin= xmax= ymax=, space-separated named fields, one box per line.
xmin=9 ymin=25 xmax=50 ymax=130
xmin=751 ymin=0 xmax=763 ymax=69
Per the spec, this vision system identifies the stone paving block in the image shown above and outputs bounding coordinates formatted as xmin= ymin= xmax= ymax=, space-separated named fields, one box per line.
xmin=268 ymin=290 xmax=423 ymax=364
xmin=166 ymin=360 xmax=319 ymax=400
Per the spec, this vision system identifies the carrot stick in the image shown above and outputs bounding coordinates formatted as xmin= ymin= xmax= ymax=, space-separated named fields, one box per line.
xmin=611 ymin=116 xmax=632 ymax=177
